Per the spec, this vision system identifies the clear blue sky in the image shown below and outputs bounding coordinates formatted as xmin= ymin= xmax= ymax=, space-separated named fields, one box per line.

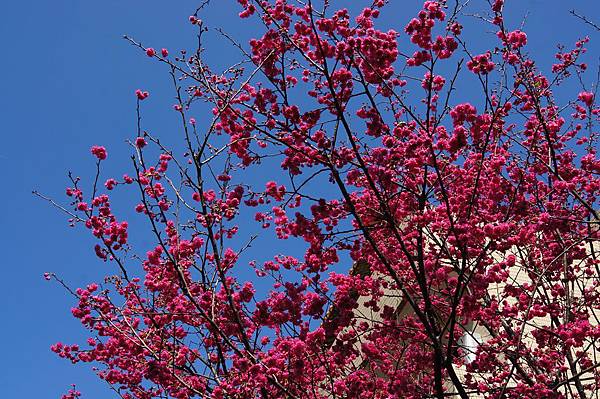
xmin=0 ymin=0 xmax=597 ymax=397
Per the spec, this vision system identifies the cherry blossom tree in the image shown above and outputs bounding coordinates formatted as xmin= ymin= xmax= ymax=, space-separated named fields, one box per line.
xmin=42 ymin=1 xmax=600 ymax=398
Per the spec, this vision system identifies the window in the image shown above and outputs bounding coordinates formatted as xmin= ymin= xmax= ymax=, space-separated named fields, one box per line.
xmin=458 ymin=328 xmax=481 ymax=364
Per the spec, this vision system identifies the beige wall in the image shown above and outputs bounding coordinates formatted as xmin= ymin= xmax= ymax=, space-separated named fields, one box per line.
xmin=330 ymin=237 xmax=599 ymax=397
